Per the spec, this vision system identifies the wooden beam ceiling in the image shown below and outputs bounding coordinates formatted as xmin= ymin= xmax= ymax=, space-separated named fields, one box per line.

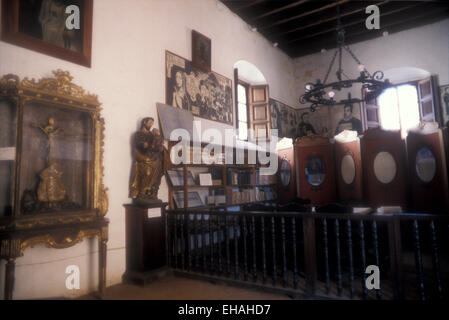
xmin=219 ymin=0 xmax=449 ymax=58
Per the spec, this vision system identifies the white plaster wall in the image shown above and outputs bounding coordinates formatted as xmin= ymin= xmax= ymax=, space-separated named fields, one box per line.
xmin=0 ymin=0 xmax=296 ymax=299
xmin=294 ymin=19 xmax=449 ymax=108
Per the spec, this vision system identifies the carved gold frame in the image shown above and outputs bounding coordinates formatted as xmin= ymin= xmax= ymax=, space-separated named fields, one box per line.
xmin=0 ymin=69 xmax=108 ymax=231
xmin=0 ymin=70 xmax=109 ymax=300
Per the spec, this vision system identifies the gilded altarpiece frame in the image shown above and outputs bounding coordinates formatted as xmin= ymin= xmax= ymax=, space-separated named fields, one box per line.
xmin=0 ymin=70 xmax=109 ymax=300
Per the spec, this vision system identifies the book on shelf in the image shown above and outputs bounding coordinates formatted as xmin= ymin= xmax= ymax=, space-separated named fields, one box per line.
xmin=227 ymin=168 xmax=252 ymax=185
xmin=228 ymin=188 xmax=255 ymax=205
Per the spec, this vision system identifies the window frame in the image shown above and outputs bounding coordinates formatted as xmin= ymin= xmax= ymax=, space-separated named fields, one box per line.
xmin=236 ymin=80 xmax=250 ymax=141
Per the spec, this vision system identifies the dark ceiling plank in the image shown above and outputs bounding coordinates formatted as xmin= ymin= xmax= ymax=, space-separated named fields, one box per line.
xmin=286 ymin=2 xmax=422 ymax=45
xmin=250 ymin=0 xmax=310 ymax=22
xmin=346 ymin=8 xmax=448 ymax=43
xmin=273 ymin=0 xmax=390 ymax=38
xmin=233 ymin=0 xmax=266 ymax=12
xmin=290 ymin=7 xmax=447 ymax=58
xmin=259 ymin=0 xmax=351 ymax=31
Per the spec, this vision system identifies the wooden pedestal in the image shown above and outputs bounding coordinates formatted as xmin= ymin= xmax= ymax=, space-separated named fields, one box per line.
xmin=122 ymin=202 xmax=168 ymax=286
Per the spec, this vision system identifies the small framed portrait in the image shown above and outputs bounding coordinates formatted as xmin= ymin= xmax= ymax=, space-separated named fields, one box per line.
xmin=192 ymin=30 xmax=211 ymax=72
xmin=1 ymin=0 xmax=93 ymax=67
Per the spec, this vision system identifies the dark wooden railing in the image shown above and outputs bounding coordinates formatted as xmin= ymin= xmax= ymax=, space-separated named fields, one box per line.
xmin=165 ymin=209 xmax=449 ymax=300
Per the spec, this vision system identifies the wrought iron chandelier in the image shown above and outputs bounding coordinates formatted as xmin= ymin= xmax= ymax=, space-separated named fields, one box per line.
xmin=299 ymin=3 xmax=391 ymax=111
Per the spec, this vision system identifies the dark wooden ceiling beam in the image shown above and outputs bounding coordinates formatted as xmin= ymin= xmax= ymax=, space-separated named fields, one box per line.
xmin=346 ymin=8 xmax=448 ymax=43
xmin=259 ymin=0 xmax=351 ymax=31
xmin=250 ymin=0 xmax=310 ymax=22
xmin=286 ymin=2 xmax=422 ymax=45
xmin=273 ymin=0 xmax=390 ymax=38
xmin=289 ymin=7 xmax=447 ymax=57
xmin=233 ymin=0 xmax=266 ymax=12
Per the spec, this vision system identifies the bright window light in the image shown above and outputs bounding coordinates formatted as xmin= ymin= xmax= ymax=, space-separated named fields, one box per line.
xmin=378 ymin=84 xmax=420 ymax=138
xmin=237 ymin=84 xmax=248 ymax=140
xmin=397 ymin=84 xmax=420 ymax=137
xmin=379 ymin=87 xmax=400 ymax=131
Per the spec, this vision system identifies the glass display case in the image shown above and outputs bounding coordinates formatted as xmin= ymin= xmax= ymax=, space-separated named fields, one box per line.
xmin=0 ymin=70 xmax=109 ymax=299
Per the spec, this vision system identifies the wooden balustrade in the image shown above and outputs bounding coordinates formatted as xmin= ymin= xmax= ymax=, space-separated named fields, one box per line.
xmin=165 ymin=209 xmax=449 ymax=300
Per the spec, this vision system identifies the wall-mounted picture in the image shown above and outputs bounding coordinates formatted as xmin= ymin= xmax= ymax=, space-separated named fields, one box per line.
xmin=330 ymin=103 xmax=363 ymax=137
xmin=192 ymin=30 xmax=211 ymax=72
xmin=166 ymin=51 xmax=233 ymax=125
xmin=269 ymin=99 xmax=298 ymax=139
xmin=296 ymin=106 xmax=331 ymax=139
xmin=1 ymin=0 xmax=93 ymax=67
xmin=440 ymin=84 xmax=449 ymax=126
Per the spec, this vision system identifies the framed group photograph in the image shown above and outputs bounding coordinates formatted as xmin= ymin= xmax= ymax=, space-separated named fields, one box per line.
xmin=1 ymin=0 xmax=93 ymax=67
xmin=192 ymin=30 xmax=211 ymax=72
xmin=166 ymin=51 xmax=233 ymax=125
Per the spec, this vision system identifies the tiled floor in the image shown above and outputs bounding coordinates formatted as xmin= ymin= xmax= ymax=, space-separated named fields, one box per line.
xmin=79 ymin=275 xmax=292 ymax=300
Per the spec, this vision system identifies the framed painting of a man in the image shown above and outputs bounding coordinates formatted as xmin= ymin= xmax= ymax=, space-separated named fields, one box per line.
xmin=1 ymin=0 xmax=93 ymax=67
xmin=296 ymin=106 xmax=330 ymax=139
xmin=332 ymin=103 xmax=363 ymax=137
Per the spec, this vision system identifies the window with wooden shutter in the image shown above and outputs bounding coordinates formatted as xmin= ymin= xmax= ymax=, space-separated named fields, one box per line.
xmin=418 ymin=77 xmax=436 ymax=122
xmin=249 ymin=85 xmax=270 ymax=141
xmin=362 ymin=88 xmax=381 ymax=130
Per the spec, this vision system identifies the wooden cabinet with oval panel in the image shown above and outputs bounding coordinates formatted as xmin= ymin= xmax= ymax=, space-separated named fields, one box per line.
xmin=294 ymin=135 xmax=335 ymax=205
xmin=334 ymin=130 xmax=363 ymax=203
xmin=361 ymin=128 xmax=407 ymax=209
xmin=406 ymin=123 xmax=449 ymax=212
xmin=277 ymin=146 xmax=296 ymax=204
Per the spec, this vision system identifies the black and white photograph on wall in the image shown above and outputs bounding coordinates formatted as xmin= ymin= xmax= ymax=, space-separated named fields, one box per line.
xmin=296 ymin=106 xmax=331 ymax=139
xmin=331 ymin=102 xmax=364 ymax=137
xmin=269 ymin=98 xmax=297 ymax=139
xmin=166 ymin=51 xmax=233 ymax=125
xmin=440 ymin=84 xmax=449 ymax=126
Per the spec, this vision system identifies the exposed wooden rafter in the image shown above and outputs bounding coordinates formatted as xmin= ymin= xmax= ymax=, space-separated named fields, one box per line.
xmin=286 ymin=2 xmax=422 ymax=45
xmin=273 ymin=0 xmax=390 ymax=38
xmin=260 ymin=0 xmax=351 ymax=31
xmin=218 ymin=0 xmax=449 ymax=58
xmin=250 ymin=0 xmax=310 ymax=22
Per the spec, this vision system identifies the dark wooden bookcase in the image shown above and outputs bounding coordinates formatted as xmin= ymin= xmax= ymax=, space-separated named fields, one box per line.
xmin=166 ymin=142 xmax=278 ymax=211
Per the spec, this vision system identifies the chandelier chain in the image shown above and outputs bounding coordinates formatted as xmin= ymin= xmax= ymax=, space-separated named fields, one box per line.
xmin=323 ymin=49 xmax=339 ymax=85
xmin=299 ymin=0 xmax=391 ymax=109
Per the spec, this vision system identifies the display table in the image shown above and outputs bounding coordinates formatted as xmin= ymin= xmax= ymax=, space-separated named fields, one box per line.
xmin=122 ymin=202 xmax=169 ymax=286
